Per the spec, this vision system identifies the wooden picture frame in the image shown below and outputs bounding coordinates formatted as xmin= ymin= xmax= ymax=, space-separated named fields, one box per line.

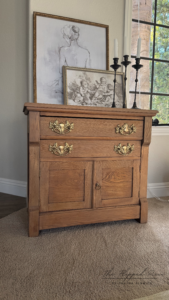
xmin=63 ymin=66 xmax=125 ymax=108
xmin=33 ymin=12 xmax=109 ymax=104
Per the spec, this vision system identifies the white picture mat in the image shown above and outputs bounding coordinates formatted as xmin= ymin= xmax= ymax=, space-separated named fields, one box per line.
xmin=36 ymin=16 xmax=107 ymax=104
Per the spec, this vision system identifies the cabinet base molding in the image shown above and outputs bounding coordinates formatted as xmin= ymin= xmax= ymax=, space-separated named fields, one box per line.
xmin=39 ymin=205 xmax=140 ymax=231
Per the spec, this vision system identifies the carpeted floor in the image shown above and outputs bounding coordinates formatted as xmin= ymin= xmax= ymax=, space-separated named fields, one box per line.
xmin=0 ymin=198 xmax=169 ymax=300
xmin=133 ymin=289 xmax=169 ymax=300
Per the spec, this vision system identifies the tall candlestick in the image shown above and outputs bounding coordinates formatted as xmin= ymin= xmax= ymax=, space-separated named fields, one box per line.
xmin=132 ymin=58 xmax=143 ymax=109
xmin=114 ymin=39 xmax=118 ymax=58
xmin=110 ymin=58 xmax=121 ymax=108
xmin=124 ymin=36 xmax=128 ymax=56
xmin=136 ymin=37 xmax=141 ymax=58
xmin=121 ymin=55 xmax=131 ymax=108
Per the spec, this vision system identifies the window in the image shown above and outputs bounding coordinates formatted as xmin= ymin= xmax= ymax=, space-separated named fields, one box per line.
xmin=129 ymin=0 xmax=169 ymax=125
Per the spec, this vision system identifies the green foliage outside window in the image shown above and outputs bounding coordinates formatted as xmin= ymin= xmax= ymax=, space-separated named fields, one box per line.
xmin=151 ymin=0 xmax=169 ymax=124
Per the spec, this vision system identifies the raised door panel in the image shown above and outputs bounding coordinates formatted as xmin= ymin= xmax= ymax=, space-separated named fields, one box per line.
xmin=102 ymin=167 xmax=133 ymax=199
xmin=49 ymin=169 xmax=84 ymax=202
xmin=40 ymin=161 xmax=92 ymax=212
xmin=94 ymin=160 xmax=140 ymax=208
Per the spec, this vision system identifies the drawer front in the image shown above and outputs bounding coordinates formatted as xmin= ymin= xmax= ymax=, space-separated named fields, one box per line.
xmin=40 ymin=139 xmax=141 ymax=159
xmin=40 ymin=117 xmax=143 ymax=139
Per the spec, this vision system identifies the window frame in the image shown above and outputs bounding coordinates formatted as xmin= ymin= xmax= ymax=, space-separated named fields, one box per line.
xmin=130 ymin=0 xmax=169 ymax=126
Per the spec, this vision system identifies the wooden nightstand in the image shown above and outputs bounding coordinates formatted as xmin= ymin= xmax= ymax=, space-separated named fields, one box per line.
xmin=23 ymin=103 xmax=157 ymax=237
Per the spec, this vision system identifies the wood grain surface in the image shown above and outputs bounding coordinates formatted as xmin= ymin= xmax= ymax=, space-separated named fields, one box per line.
xmin=143 ymin=117 xmax=152 ymax=146
xmin=24 ymin=103 xmax=157 ymax=235
xmin=140 ymin=198 xmax=148 ymax=223
xmin=41 ymin=117 xmax=143 ymax=139
xmin=140 ymin=118 xmax=152 ymax=200
xmin=29 ymin=112 xmax=40 ymax=142
xmin=39 ymin=205 xmax=140 ymax=230
xmin=40 ymin=140 xmax=141 ymax=159
xmin=94 ymin=160 xmax=140 ymax=208
xmin=140 ymin=146 xmax=149 ymax=199
xmin=49 ymin=169 xmax=84 ymax=202
xmin=28 ymin=112 xmax=40 ymax=237
xmin=40 ymin=161 xmax=92 ymax=212
xmin=40 ymin=112 xmax=144 ymax=120
xmin=23 ymin=102 xmax=158 ymax=118
xmin=102 ymin=167 xmax=132 ymax=199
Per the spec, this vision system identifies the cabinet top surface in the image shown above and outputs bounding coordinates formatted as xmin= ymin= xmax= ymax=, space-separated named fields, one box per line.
xmin=23 ymin=102 xmax=158 ymax=118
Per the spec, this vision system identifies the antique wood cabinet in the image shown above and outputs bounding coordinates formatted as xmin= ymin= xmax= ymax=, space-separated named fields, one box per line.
xmin=23 ymin=103 xmax=157 ymax=237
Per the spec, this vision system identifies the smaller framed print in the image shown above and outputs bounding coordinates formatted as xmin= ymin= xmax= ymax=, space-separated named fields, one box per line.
xmin=63 ymin=66 xmax=125 ymax=108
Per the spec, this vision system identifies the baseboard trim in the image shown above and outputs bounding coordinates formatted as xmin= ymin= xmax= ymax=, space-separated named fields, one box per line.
xmin=152 ymin=126 xmax=169 ymax=136
xmin=147 ymin=182 xmax=169 ymax=198
xmin=0 ymin=178 xmax=27 ymax=197
xmin=0 ymin=178 xmax=169 ymax=199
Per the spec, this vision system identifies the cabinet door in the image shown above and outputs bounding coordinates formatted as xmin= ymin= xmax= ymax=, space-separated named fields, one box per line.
xmin=93 ymin=160 xmax=140 ymax=208
xmin=40 ymin=161 xmax=92 ymax=212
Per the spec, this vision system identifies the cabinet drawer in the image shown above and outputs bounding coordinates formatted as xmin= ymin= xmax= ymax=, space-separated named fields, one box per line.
xmin=40 ymin=139 xmax=141 ymax=159
xmin=40 ymin=117 xmax=143 ymax=139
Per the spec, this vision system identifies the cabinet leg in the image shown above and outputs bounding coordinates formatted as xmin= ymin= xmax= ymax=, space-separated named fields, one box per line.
xmin=139 ymin=198 xmax=148 ymax=224
xmin=29 ymin=210 xmax=39 ymax=237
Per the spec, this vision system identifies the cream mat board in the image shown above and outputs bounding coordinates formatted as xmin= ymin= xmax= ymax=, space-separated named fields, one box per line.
xmin=0 ymin=198 xmax=169 ymax=300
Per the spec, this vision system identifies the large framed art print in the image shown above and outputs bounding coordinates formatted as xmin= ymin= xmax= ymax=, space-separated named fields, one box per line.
xmin=33 ymin=12 xmax=109 ymax=104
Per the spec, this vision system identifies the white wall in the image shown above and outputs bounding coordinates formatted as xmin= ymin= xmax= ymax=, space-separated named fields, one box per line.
xmin=0 ymin=0 xmax=28 ymax=182
xmin=149 ymin=135 xmax=169 ymax=183
xmin=0 ymin=0 xmax=168 ymax=198
xmin=28 ymin=0 xmax=125 ymax=102
xmin=147 ymin=133 xmax=169 ymax=198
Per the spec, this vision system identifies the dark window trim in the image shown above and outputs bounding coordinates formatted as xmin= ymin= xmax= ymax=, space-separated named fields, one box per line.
xmin=131 ymin=55 xmax=169 ymax=64
xmin=130 ymin=91 xmax=169 ymax=97
xmin=130 ymin=0 xmax=169 ymax=125
xmin=132 ymin=19 xmax=169 ymax=29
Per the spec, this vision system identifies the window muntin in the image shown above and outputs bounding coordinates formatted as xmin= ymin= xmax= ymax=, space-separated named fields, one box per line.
xmin=130 ymin=0 xmax=169 ymax=125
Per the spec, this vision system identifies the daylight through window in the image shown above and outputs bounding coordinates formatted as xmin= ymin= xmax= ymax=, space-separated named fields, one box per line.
xmin=129 ymin=0 xmax=169 ymax=124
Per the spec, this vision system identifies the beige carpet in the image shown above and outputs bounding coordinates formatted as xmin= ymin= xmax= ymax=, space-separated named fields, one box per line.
xmin=0 ymin=198 xmax=169 ymax=300
xmin=134 ymin=289 xmax=169 ymax=300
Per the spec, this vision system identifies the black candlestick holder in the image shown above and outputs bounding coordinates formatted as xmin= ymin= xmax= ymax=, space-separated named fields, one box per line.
xmin=121 ymin=55 xmax=131 ymax=108
xmin=131 ymin=58 xmax=143 ymax=109
xmin=110 ymin=58 xmax=121 ymax=107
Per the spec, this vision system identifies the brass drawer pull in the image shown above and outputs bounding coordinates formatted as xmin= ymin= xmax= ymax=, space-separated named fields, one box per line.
xmin=49 ymin=120 xmax=74 ymax=135
xmin=49 ymin=142 xmax=73 ymax=156
xmin=114 ymin=143 xmax=134 ymax=156
xmin=95 ymin=182 xmax=101 ymax=190
xmin=115 ymin=123 xmax=136 ymax=135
